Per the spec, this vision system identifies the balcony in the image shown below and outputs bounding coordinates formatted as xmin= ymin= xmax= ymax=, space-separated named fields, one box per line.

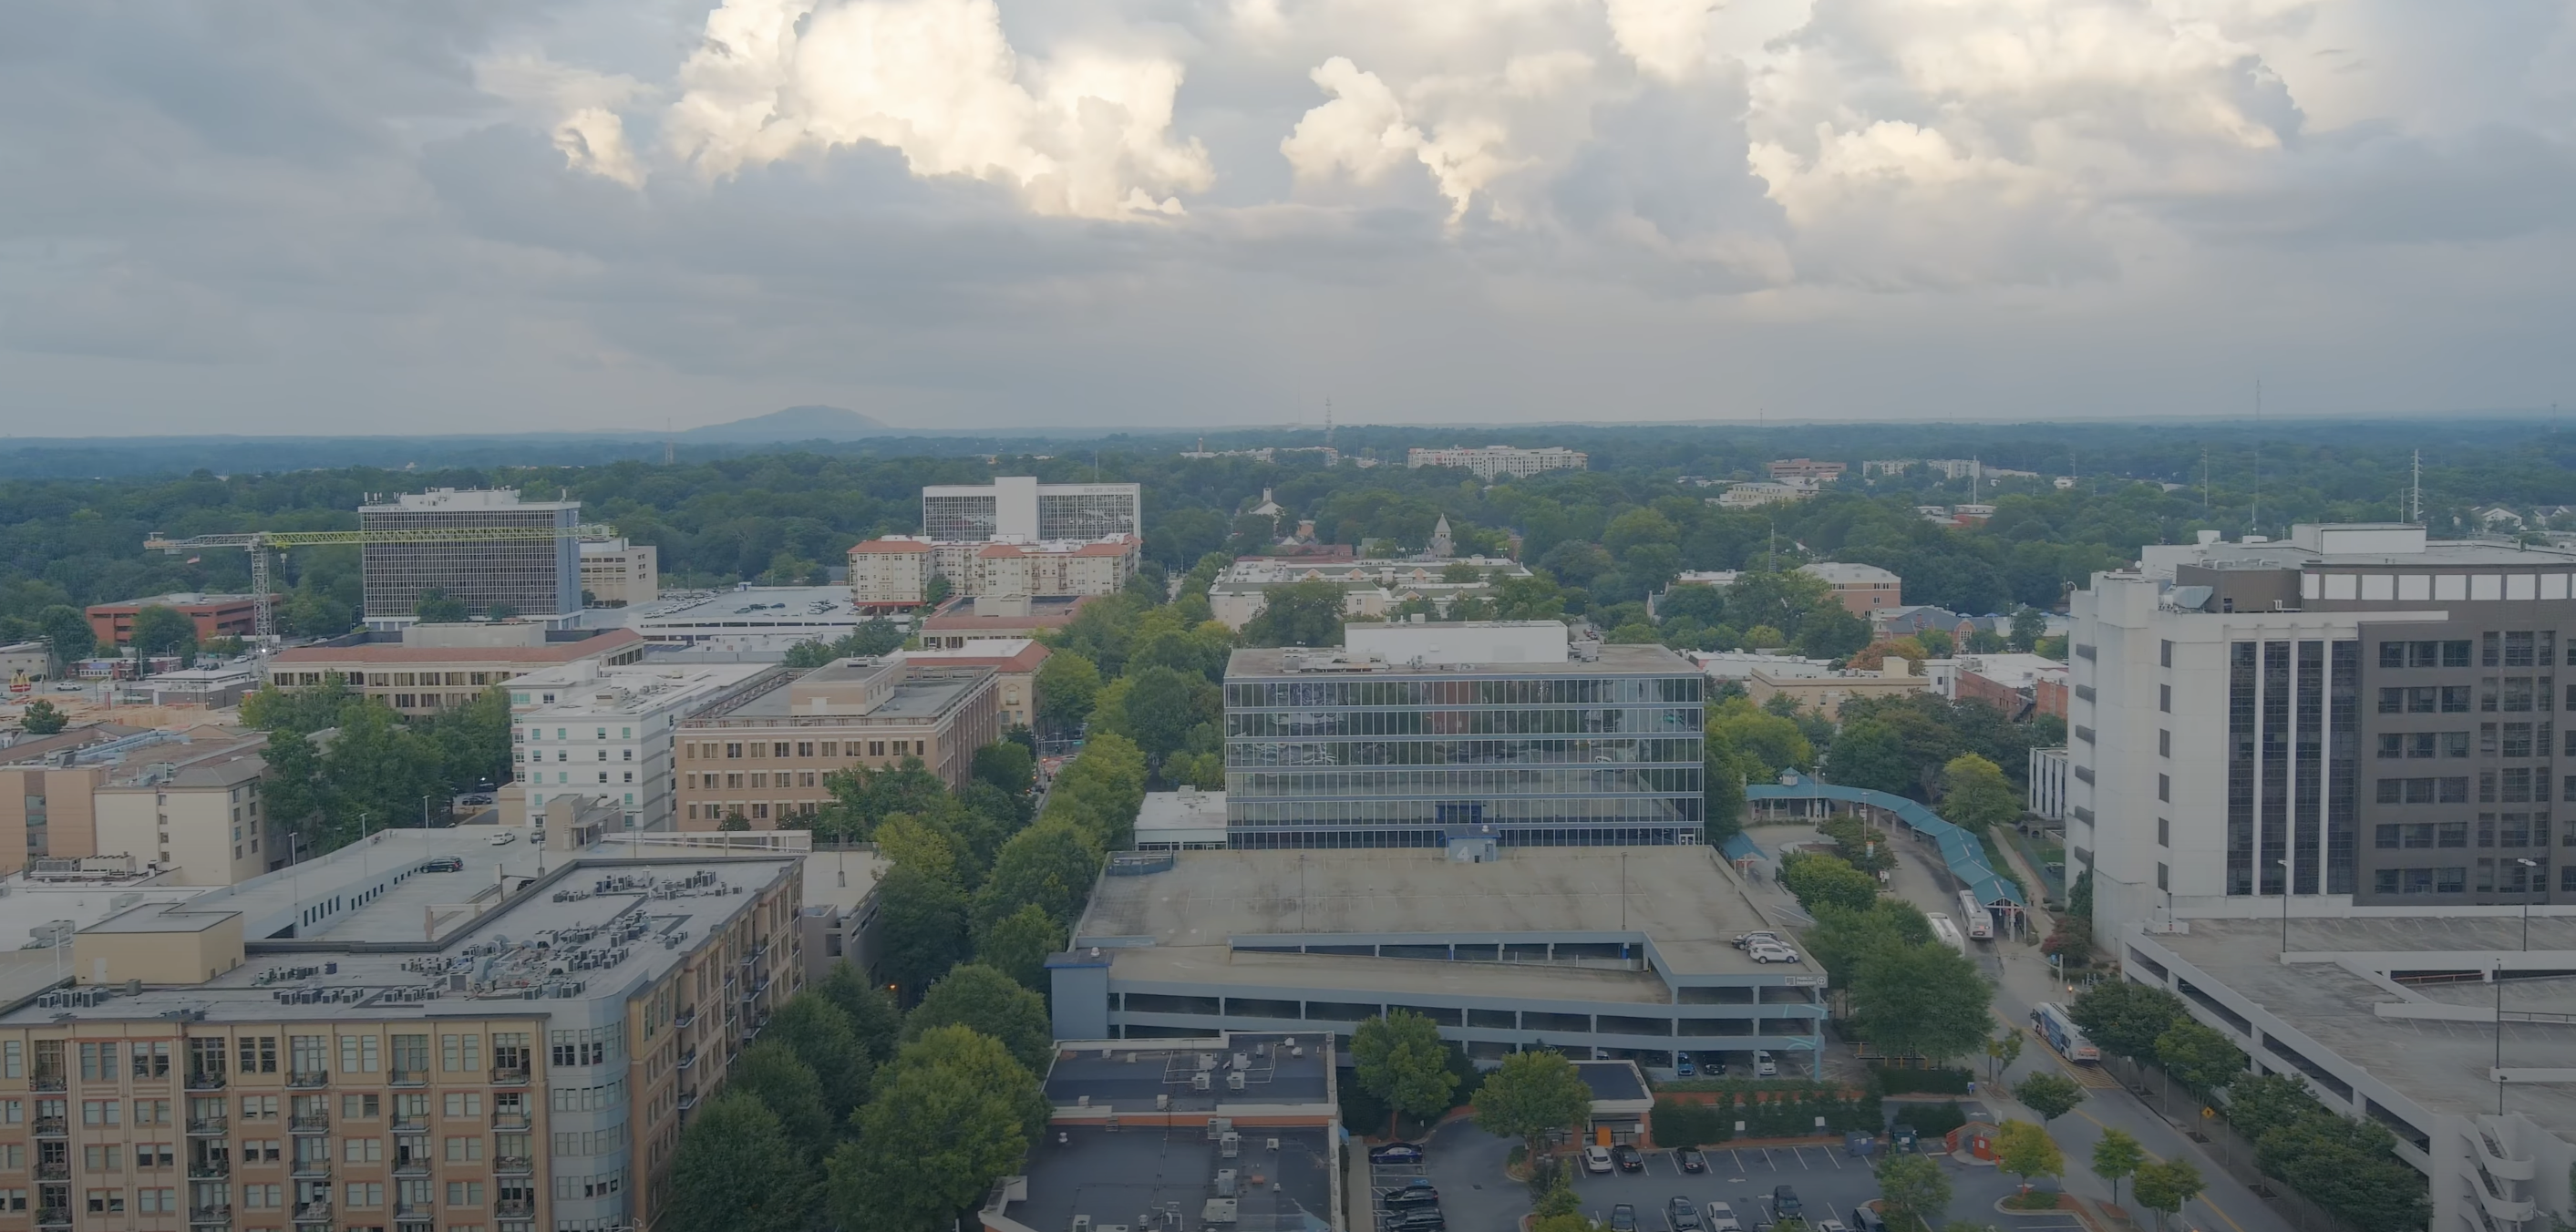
xmin=489 ymin=1065 xmax=531 ymax=1086
xmin=289 ymin=1159 xmax=331 ymax=1180
xmin=30 ymin=1073 xmax=65 ymax=1093
xmin=188 ymin=1160 xmax=232 ymax=1180
xmin=33 ymin=1116 xmax=67 ymax=1137
xmin=676 ymin=1048 xmax=697 ymax=1072
xmin=388 ymin=1068 xmax=428 ymax=1087
xmin=673 ymin=1005 xmax=697 ymax=1029
xmin=188 ymin=1206 xmax=232 ymax=1227
xmin=35 ymin=1207 xmax=70 ymax=1229
xmin=395 ymin=1203 xmax=433 ymax=1223
xmin=287 ymin=1069 xmax=329 ymax=1088
xmin=288 ymin=1114 xmax=330 ymax=1134
xmin=187 ymin=1115 xmax=228 ymax=1136
xmin=185 ymin=1070 xmax=228 ymax=1092
xmin=36 ymin=1162 xmax=68 ymax=1182
xmin=492 ymin=1155 xmax=532 ymax=1177
xmin=676 ymin=1087 xmax=699 ymax=1113
xmin=392 ymin=1158 xmax=430 ymax=1178
xmin=291 ymin=1202 xmax=332 ymax=1225
xmin=391 ymin=1114 xmax=428 ymax=1134
xmin=494 ymin=1199 xmax=534 ymax=1218
xmin=489 ymin=1110 xmax=531 ymax=1132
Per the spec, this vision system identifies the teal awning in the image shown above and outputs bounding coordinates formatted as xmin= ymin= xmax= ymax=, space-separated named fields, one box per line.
xmin=1745 ymin=775 xmax=2024 ymax=908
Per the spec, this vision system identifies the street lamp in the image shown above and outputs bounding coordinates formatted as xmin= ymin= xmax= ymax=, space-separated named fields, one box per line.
xmin=2276 ymin=858 xmax=2293 ymax=955
xmin=2516 ymin=857 xmax=2539 ymax=952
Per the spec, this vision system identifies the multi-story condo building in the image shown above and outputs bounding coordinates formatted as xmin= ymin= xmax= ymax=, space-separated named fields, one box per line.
xmin=0 ymin=833 xmax=802 ymax=1232
xmin=1222 ymin=622 xmax=1704 ymax=848
xmin=919 ymin=477 xmax=1140 ymax=543
xmin=1404 ymin=446 xmax=1587 ymax=480
xmin=359 ymin=489 xmax=582 ymax=625
xmin=0 ymin=728 xmax=282 ymax=881
xmin=845 ymin=538 xmax=934 ymax=607
xmin=970 ymin=539 xmax=1138 ymax=604
xmin=575 ymin=539 xmax=657 ymax=608
xmin=263 ymin=628 xmax=647 ymax=716
xmin=1797 ymin=562 xmax=1903 ymax=617
xmin=893 ymin=641 xmax=1048 ymax=730
xmin=674 ymin=658 xmax=1001 ymax=828
xmin=505 ymin=662 xmax=789 ymax=832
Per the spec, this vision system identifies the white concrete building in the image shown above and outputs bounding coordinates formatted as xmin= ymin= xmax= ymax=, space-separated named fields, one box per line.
xmin=1205 ymin=556 xmax=1531 ymax=630
xmin=506 ymin=659 xmax=787 ymax=831
xmin=578 ymin=536 xmax=659 ymax=606
xmin=921 ymin=477 xmax=1140 ymax=541
xmin=1406 ymin=445 xmax=1588 ymax=479
xmin=848 ymin=535 xmax=935 ymax=605
xmin=1711 ymin=481 xmax=1817 ymax=509
xmin=2027 ymin=746 xmax=2067 ymax=822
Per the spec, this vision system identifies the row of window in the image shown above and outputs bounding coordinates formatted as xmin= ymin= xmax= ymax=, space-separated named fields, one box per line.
xmin=684 ymin=739 xmax=922 ymax=759
xmin=685 ymin=771 xmax=819 ymax=790
xmin=1227 ymin=677 xmax=1703 ymax=708
xmin=520 ymin=726 xmax=636 ymax=742
xmin=2375 ymin=815 xmax=2561 ymax=848
xmin=2372 ymin=859 xmax=2566 ymax=895
xmin=2376 ymin=679 xmax=2561 ymax=714
xmin=682 ymin=802 xmax=819 ymax=823
xmin=1227 ymin=767 xmax=1704 ymax=799
xmin=9 ymin=1032 xmax=533 ymax=1084
xmin=1228 ymin=707 xmax=1702 ymax=739
xmin=1222 ymin=737 xmax=1705 ymax=768
xmin=2377 ymin=633 xmax=2573 ymax=670
xmin=2375 ymin=772 xmax=2576 ymax=804
xmin=2375 ymin=724 xmax=2566 ymax=759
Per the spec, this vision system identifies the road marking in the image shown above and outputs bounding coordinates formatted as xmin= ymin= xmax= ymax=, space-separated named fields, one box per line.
xmin=1822 ymin=1145 xmax=1843 ymax=1169
xmin=1794 ymin=1148 xmax=1810 ymax=1170
xmin=2068 ymin=1109 xmax=2252 ymax=1232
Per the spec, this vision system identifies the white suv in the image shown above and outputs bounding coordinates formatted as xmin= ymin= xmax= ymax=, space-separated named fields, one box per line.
xmin=1748 ymin=941 xmax=1801 ymax=963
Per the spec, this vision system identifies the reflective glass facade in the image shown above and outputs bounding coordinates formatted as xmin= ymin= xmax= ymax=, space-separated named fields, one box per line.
xmin=1224 ymin=667 xmax=1705 ymax=847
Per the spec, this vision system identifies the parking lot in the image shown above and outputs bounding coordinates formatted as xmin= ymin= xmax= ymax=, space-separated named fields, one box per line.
xmin=1569 ymin=1145 xmax=2084 ymax=1231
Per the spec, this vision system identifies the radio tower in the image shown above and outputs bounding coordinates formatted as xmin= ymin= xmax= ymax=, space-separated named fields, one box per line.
xmin=1324 ymin=396 xmax=1335 ymax=447
xmin=2410 ymin=448 xmax=2423 ymax=524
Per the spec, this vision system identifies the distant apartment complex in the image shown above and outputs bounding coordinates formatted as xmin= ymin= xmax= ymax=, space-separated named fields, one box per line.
xmin=845 ymin=537 xmax=934 ymax=607
xmin=263 ymin=627 xmax=648 ymax=715
xmin=850 ymin=479 xmax=1143 ymax=610
xmin=0 ymin=726 xmax=282 ymax=881
xmin=360 ymin=488 xmax=583 ymax=624
xmin=1798 ymin=562 xmax=1903 ymax=616
xmin=1223 ymin=622 xmax=1705 ymax=848
xmin=920 ymin=477 xmax=1140 ymax=542
xmin=577 ymin=538 xmax=658 ymax=607
xmin=675 ymin=657 xmax=1002 ymax=827
xmin=1766 ymin=458 xmax=1847 ymax=482
xmin=1711 ymin=481 xmax=1818 ymax=509
xmin=1406 ymin=446 xmax=1588 ymax=480
xmin=505 ymin=660 xmax=788 ymax=832
xmin=1206 ymin=556 xmax=1532 ymax=631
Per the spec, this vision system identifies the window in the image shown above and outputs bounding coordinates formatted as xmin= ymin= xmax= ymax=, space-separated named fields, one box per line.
xmin=2157 ymin=817 xmax=2170 ymax=847
xmin=2507 ymin=631 xmax=2537 ymax=667
xmin=85 ymin=1190 xmax=124 ymax=1215
xmin=2446 ymin=731 xmax=2472 ymax=758
xmin=2375 ymin=824 xmax=2400 ymax=849
xmin=341 ymin=1093 xmax=379 ymax=1119
xmin=2160 ymin=729 xmax=2171 ymax=757
xmin=447 ymin=1182 xmax=486 ymax=1206
xmin=81 ymin=1099 xmax=120 ymax=1125
xmin=344 ymin=1181 xmax=385 ymax=1208
xmin=2443 ymin=685 xmax=2473 ymax=713
xmin=2156 ymin=862 xmax=2169 ymax=890
xmin=343 ymin=1137 xmax=384 ymax=1164
xmin=2377 ymin=734 xmax=2402 ymax=759
xmin=132 ymin=1041 xmax=170 ymax=1078
xmin=2444 ymin=776 xmax=2470 ymax=803
xmin=2380 ymin=642 xmax=2406 ymax=668
xmin=79 ymin=1042 xmax=118 ymax=1081
xmin=2439 ymin=867 xmax=2467 ymax=893
xmin=439 ymin=1034 xmax=483 ymax=1074
xmin=337 ymin=1036 xmax=379 ymax=1074
xmin=2158 ymin=775 xmax=2169 ymax=803
xmin=2439 ymin=822 xmax=2469 ymax=847
xmin=236 ymin=1036 xmax=277 ymax=1073
xmin=440 ymin=1093 xmax=483 ymax=1118
xmin=2447 ymin=640 xmax=2474 ymax=667
xmin=443 ymin=1136 xmax=484 ymax=1162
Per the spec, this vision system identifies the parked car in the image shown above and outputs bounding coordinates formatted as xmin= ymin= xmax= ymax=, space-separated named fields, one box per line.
xmin=1608 ymin=1204 xmax=1639 ymax=1232
xmin=1668 ymin=1196 xmax=1705 ymax=1231
xmin=1770 ymin=1186 xmax=1802 ymax=1218
xmin=1748 ymin=942 xmax=1801 ymax=964
xmin=1815 ymin=1221 xmax=1849 ymax=1232
xmin=1705 ymin=1201 xmax=1744 ymax=1232
xmin=1675 ymin=1146 xmax=1705 ymax=1174
xmin=1732 ymin=930 xmax=1783 ymax=950
xmin=419 ymin=857 xmax=464 ymax=873
xmin=1384 ymin=1209 xmax=1447 ymax=1232
xmin=1674 ymin=1054 xmax=1695 ymax=1077
xmin=1382 ymin=1186 xmax=1440 ymax=1210
xmin=1368 ymin=1142 xmax=1424 ymax=1165
xmin=1703 ymin=1056 xmax=1729 ymax=1076
xmin=1583 ymin=1145 xmax=1614 ymax=1175
xmin=1612 ymin=1144 xmax=1643 ymax=1173
xmin=1754 ymin=1050 xmax=1777 ymax=1077
xmin=1850 ymin=1207 xmax=1890 ymax=1232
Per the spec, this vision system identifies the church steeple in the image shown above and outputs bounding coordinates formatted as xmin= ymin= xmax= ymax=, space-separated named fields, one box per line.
xmin=1427 ymin=515 xmax=1454 ymax=559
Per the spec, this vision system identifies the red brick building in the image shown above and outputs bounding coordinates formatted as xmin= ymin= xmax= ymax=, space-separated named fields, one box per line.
xmin=86 ymin=592 xmax=268 ymax=646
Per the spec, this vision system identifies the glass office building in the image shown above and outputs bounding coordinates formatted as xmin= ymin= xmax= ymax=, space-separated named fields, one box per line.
xmin=1224 ymin=643 xmax=1705 ymax=847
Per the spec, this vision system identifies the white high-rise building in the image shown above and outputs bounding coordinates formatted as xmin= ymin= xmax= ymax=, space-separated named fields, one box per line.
xmin=1405 ymin=446 xmax=1588 ymax=479
xmin=920 ymin=477 xmax=1140 ymax=542
xmin=506 ymin=659 xmax=785 ymax=831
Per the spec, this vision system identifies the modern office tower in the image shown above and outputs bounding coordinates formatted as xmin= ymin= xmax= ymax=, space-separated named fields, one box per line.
xmin=0 ymin=837 xmax=802 ymax=1232
xmin=1404 ymin=446 xmax=1588 ymax=479
xmin=2072 ymin=523 xmax=2576 ymax=928
xmin=918 ymin=477 xmax=1141 ymax=542
xmin=1222 ymin=621 xmax=1705 ymax=848
xmin=359 ymin=488 xmax=582 ymax=624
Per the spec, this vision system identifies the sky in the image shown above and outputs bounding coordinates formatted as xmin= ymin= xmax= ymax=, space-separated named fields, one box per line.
xmin=2 ymin=0 xmax=2572 ymax=436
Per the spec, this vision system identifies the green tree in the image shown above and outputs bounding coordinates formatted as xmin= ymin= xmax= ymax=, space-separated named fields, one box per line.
xmin=1706 ymin=695 xmax=1815 ymax=775
xmin=1984 ymin=1029 xmax=2025 ymax=1083
xmin=874 ymin=865 xmax=973 ymax=1003
xmin=1471 ymin=1050 xmax=1593 ymax=1155
xmin=2010 ymin=606 xmax=2048 ymax=652
xmin=1939 ymin=753 xmax=2022 ymax=831
xmin=1352 ymin=1011 xmax=1458 ymax=1131
xmin=665 ymin=1091 xmax=810 ymax=1232
xmin=2013 ymin=1072 xmax=2086 ymax=1122
xmin=976 ymin=901 xmax=1064 ymax=992
xmin=873 ymin=813 xmax=963 ymax=887
xmin=2154 ymin=1019 xmax=2246 ymax=1094
xmin=1242 ymin=579 xmax=1347 ymax=648
xmin=18 ymin=699 xmax=67 ymax=735
xmin=826 ymin=1026 xmax=1049 ymax=1232
xmin=128 ymin=605 xmax=198 ymax=662
xmin=972 ymin=741 xmax=1035 ymax=795
xmin=1034 ymin=652 xmax=1101 ymax=733
xmin=1802 ymin=899 xmax=1928 ymax=993
xmin=974 ymin=820 xmax=1104 ymax=933
xmin=1796 ymin=602 xmax=1871 ymax=659
xmin=812 ymin=963 xmax=904 ymax=1065
xmin=413 ymin=588 xmax=469 ymax=623
xmin=1824 ymin=719 xmax=1916 ymax=795
xmin=2255 ymin=1111 xmax=2427 ymax=1232
xmin=2129 ymin=1158 xmax=2205 ymax=1232
xmin=36 ymin=606 xmax=95 ymax=666
xmin=1780 ymin=850 xmax=1878 ymax=913
xmin=765 ymin=994 xmax=873 ymax=1127
xmin=726 ymin=1040 xmax=833 ymax=1158
xmin=1994 ymin=1119 xmax=2064 ymax=1194
xmin=2067 ymin=980 xmax=2183 ymax=1062
xmin=1107 ymin=665 xmax=1214 ymax=763
xmin=1850 ymin=943 xmax=1993 ymax=1064
xmin=1875 ymin=1152 xmax=1953 ymax=1229
xmin=2089 ymin=1128 xmax=2144 ymax=1208
xmin=904 ymin=964 xmax=1055 ymax=1073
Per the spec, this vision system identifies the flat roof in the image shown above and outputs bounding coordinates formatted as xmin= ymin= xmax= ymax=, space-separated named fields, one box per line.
xmin=1042 ymin=1033 xmax=1333 ymax=1113
xmin=1226 ymin=642 xmax=1692 ymax=678
xmin=1075 ymin=847 xmax=1777 ymax=980
xmin=270 ymin=629 xmax=644 ymax=665
xmin=922 ymin=595 xmax=1097 ymax=631
xmin=1000 ymin=1125 xmax=1334 ymax=1232
xmin=719 ymin=664 xmax=989 ymax=721
xmin=2152 ymin=916 xmax=2576 ymax=1133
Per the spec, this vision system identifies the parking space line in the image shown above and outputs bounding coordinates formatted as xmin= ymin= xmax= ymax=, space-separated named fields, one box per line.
xmin=1822 ymin=1146 xmax=1842 ymax=1169
xmin=1794 ymin=1148 xmax=1810 ymax=1170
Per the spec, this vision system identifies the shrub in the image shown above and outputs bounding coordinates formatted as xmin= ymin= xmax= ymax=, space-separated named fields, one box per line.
xmin=1892 ymin=1101 xmax=1969 ymax=1138
xmin=1873 ymin=1066 xmax=1973 ymax=1095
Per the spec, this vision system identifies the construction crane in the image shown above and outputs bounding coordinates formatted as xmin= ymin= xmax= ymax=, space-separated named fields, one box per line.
xmin=144 ymin=524 xmax=619 ymax=640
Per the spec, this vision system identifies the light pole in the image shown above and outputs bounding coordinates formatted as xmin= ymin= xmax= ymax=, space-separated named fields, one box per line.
xmin=2275 ymin=858 xmax=2292 ymax=955
xmin=421 ymin=794 xmax=433 ymax=829
xmin=2496 ymin=958 xmax=2508 ymax=1116
xmin=2517 ymin=857 xmax=2539 ymax=951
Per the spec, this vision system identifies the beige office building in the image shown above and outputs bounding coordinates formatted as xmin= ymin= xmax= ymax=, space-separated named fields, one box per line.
xmin=577 ymin=539 xmax=659 ymax=608
xmin=674 ymin=659 xmax=1000 ymax=828
xmin=263 ymin=629 xmax=647 ymax=715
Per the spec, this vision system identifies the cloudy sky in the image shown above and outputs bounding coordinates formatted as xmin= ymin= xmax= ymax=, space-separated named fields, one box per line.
xmin=3 ymin=0 xmax=2572 ymax=436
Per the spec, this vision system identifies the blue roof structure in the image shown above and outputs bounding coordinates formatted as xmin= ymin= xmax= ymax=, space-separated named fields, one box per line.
xmin=1746 ymin=774 xmax=2025 ymax=908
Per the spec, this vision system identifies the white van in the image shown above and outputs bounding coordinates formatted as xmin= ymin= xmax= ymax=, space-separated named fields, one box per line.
xmin=1754 ymin=1050 xmax=1777 ymax=1077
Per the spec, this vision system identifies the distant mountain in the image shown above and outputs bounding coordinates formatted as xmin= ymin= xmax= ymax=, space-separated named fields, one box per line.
xmin=676 ymin=406 xmax=891 ymax=442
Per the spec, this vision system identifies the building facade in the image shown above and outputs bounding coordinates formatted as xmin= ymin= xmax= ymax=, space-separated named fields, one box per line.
xmin=919 ymin=477 xmax=1141 ymax=543
xmin=1766 ymin=459 xmax=1848 ymax=482
xmin=576 ymin=539 xmax=658 ymax=608
xmin=1404 ymin=446 xmax=1587 ymax=480
xmin=359 ymin=488 xmax=582 ymax=624
xmin=845 ymin=538 xmax=934 ymax=606
xmin=1797 ymin=562 xmax=1902 ymax=616
xmin=894 ymin=641 xmax=1047 ymax=730
xmin=674 ymin=658 xmax=1001 ymax=827
xmin=972 ymin=538 xmax=1139 ymax=601
xmin=0 ymin=728 xmax=287 ymax=880
xmin=2072 ymin=524 xmax=2576 ymax=937
xmin=507 ymin=662 xmax=788 ymax=832
xmin=87 ymin=595 xmax=266 ymax=648
xmin=1223 ymin=623 xmax=1705 ymax=848
xmin=263 ymin=629 xmax=648 ymax=716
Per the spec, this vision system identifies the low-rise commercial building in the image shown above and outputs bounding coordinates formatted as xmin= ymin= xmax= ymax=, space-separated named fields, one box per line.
xmin=87 ymin=594 xmax=265 ymax=647
xmin=263 ymin=627 xmax=647 ymax=714
xmin=1135 ymin=788 xmax=1227 ymax=850
xmin=1767 ymin=458 xmax=1848 ymax=482
xmin=1744 ymin=658 xmax=1931 ymax=720
xmin=1206 ymin=556 xmax=1532 ymax=631
xmin=505 ymin=661 xmax=788 ymax=832
xmin=1047 ymin=847 xmax=1828 ymax=1072
xmin=1711 ymin=482 xmax=1817 ymax=509
xmin=674 ymin=657 xmax=1002 ymax=827
xmin=1225 ymin=622 xmax=1705 ymax=848
xmin=1798 ymin=562 xmax=1903 ymax=617
xmin=578 ymin=538 xmax=658 ymax=607
xmin=1946 ymin=652 xmax=2070 ymax=720
xmin=1 ymin=640 xmax=50 ymax=684
xmin=895 ymin=639 xmax=1047 ymax=729
xmin=1406 ymin=446 xmax=1588 ymax=480
xmin=146 ymin=663 xmax=260 ymax=709
xmin=919 ymin=595 xmax=1097 ymax=649
xmin=632 ymin=586 xmax=887 ymax=653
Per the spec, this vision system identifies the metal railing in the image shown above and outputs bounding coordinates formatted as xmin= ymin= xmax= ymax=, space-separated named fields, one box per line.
xmin=489 ymin=1066 xmax=531 ymax=1085
xmin=33 ymin=1116 xmax=67 ymax=1136
xmin=187 ymin=1115 xmax=228 ymax=1136
xmin=289 ymin=1114 xmax=330 ymax=1134
xmin=494 ymin=1199 xmax=534 ymax=1217
xmin=492 ymin=1155 xmax=533 ymax=1176
xmin=490 ymin=1110 xmax=531 ymax=1132
xmin=30 ymin=1074 xmax=66 ymax=1093
xmin=187 ymin=1160 xmax=231 ymax=1179
xmin=185 ymin=1071 xmax=228 ymax=1092
xmin=36 ymin=1162 xmax=68 ymax=1181
xmin=187 ymin=1206 xmax=232 ymax=1225
xmin=291 ymin=1202 xmax=332 ymax=1224
xmin=388 ymin=1069 xmax=428 ymax=1087
xmin=287 ymin=1070 xmax=329 ymax=1088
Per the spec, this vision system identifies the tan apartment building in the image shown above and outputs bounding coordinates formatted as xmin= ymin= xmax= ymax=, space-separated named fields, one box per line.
xmin=0 ymin=728 xmax=278 ymax=880
xmin=973 ymin=537 xmax=1139 ymax=601
xmin=263 ymin=628 xmax=647 ymax=715
xmin=0 ymin=835 xmax=802 ymax=1232
xmin=674 ymin=659 xmax=1000 ymax=828
xmin=917 ymin=595 xmax=1098 ymax=650
xmin=895 ymin=640 xmax=1047 ymax=730
xmin=1745 ymin=657 xmax=1932 ymax=720
xmin=577 ymin=539 xmax=658 ymax=608
xmin=1797 ymin=561 xmax=1904 ymax=617
xmin=845 ymin=537 xmax=934 ymax=608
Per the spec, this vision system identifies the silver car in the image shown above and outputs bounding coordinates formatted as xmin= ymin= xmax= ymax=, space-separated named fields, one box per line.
xmin=1705 ymin=1201 xmax=1743 ymax=1232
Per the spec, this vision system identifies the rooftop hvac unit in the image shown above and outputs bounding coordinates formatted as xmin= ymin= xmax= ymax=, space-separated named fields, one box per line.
xmin=1200 ymin=1197 xmax=1237 ymax=1225
xmin=1283 ymin=1036 xmax=1295 ymax=1048
xmin=1219 ymin=1132 xmax=1240 ymax=1158
xmin=1077 ymin=1095 xmax=1090 ymax=1108
xmin=1197 ymin=1053 xmax=1216 ymax=1072
xmin=1265 ymin=1137 xmax=1280 ymax=1152
xmin=1073 ymin=1218 xmax=1092 ymax=1232
xmin=1122 ymin=1051 xmax=1137 ymax=1063
xmin=1214 ymin=1168 xmax=1238 ymax=1198
xmin=1291 ymin=1046 xmax=1303 ymax=1058
xmin=1190 ymin=1073 xmax=1210 ymax=1092
xmin=1155 ymin=1093 xmax=1170 ymax=1111
xmin=1231 ymin=1052 xmax=1248 ymax=1072
xmin=1225 ymin=1072 xmax=1244 ymax=1092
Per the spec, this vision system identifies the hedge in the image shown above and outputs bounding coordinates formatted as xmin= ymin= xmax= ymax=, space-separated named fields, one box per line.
xmin=1891 ymin=1101 xmax=1968 ymax=1138
xmin=1872 ymin=1066 xmax=1973 ymax=1095
xmin=1651 ymin=1089 xmax=1882 ymax=1145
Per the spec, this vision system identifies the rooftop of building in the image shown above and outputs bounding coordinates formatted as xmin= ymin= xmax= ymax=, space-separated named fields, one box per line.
xmin=1214 ymin=557 xmax=1529 ymax=586
xmin=975 ymin=536 xmax=1139 ymax=558
xmin=799 ymin=846 xmax=886 ymax=914
xmin=895 ymin=639 xmax=1049 ymax=672
xmin=2150 ymin=916 xmax=2576 ymax=1134
xmin=2147 ymin=524 xmax=2576 ymax=573
xmin=1041 ymin=1033 xmax=1334 ymax=1113
xmin=508 ymin=661 xmax=783 ymax=717
xmin=921 ymin=594 xmax=1096 ymax=631
xmin=998 ymin=1124 xmax=1335 ymax=1232
xmin=88 ymin=593 xmax=259 ymax=610
xmin=1227 ymin=642 xmax=1690 ymax=679
xmin=98 ymin=732 xmax=267 ymax=789
xmin=1072 ymin=847 xmax=1781 ymax=986
xmin=1136 ymin=788 xmax=1227 ymax=837
xmin=636 ymin=587 xmax=868 ymax=625
xmin=360 ymin=487 xmax=578 ymax=512
xmin=706 ymin=660 xmax=991 ymax=723
xmin=1799 ymin=562 xmax=1900 ymax=583
xmin=1951 ymin=653 xmax=2069 ymax=686
xmin=0 ymin=723 xmax=160 ymax=766
xmin=270 ymin=628 xmax=644 ymax=665
xmin=849 ymin=537 xmax=935 ymax=552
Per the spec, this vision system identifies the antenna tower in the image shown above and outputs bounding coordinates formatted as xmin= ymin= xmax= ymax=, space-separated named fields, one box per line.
xmin=2410 ymin=449 xmax=2423 ymax=524
xmin=2251 ymin=380 xmax=2263 ymax=534
xmin=1324 ymin=396 xmax=1334 ymax=448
